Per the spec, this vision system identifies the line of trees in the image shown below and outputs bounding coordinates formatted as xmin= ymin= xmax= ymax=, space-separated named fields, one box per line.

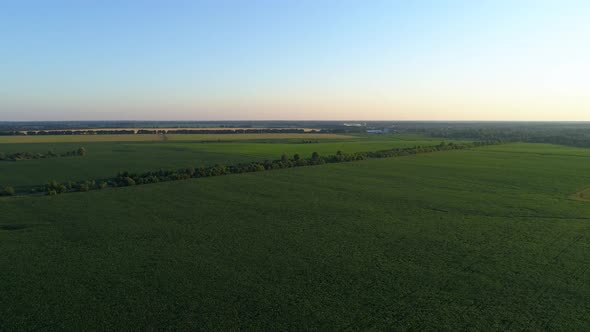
xmin=13 ymin=128 xmax=311 ymax=136
xmin=26 ymin=130 xmax=135 ymax=135
xmin=159 ymin=129 xmax=307 ymax=134
xmin=0 ymin=147 xmax=86 ymax=161
xmin=399 ymin=123 xmax=590 ymax=149
xmin=0 ymin=131 xmax=22 ymax=136
xmin=32 ymin=141 xmax=501 ymax=196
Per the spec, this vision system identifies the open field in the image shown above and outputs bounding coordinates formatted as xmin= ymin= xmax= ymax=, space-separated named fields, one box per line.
xmin=0 ymin=134 xmax=464 ymax=191
xmin=0 ymin=133 xmax=349 ymax=144
xmin=2 ymin=142 xmax=590 ymax=329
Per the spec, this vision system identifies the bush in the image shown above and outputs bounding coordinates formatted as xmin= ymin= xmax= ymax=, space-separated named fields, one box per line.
xmin=0 ymin=186 xmax=15 ymax=196
xmin=45 ymin=180 xmax=68 ymax=194
xmin=123 ymin=177 xmax=136 ymax=186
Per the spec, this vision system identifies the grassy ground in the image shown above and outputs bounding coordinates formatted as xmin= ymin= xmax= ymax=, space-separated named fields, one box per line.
xmin=0 ymin=134 xmax=459 ymax=191
xmin=2 ymin=142 xmax=590 ymax=330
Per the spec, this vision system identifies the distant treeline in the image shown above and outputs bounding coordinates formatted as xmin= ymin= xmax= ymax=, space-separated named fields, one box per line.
xmin=398 ymin=123 xmax=590 ymax=149
xmin=441 ymin=129 xmax=590 ymax=149
xmin=28 ymin=140 xmax=500 ymax=196
xmin=527 ymin=135 xmax=590 ymax=148
xmin=0 ymin=120 xmax=336 ymax=132
xmin=0 ymin=128 xmax=314 ymax=136
xmin=0 ymin=147 xmax=86 ymax=162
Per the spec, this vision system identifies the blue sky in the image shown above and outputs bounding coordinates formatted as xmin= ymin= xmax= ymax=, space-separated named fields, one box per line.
xmin=1 ymin=0 xmax=589 ymax=120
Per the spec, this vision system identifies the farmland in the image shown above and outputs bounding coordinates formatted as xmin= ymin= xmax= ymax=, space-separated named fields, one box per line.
xmin=2 ymin=137 xmax=590 ymax=329
xmin=0 ymin=134 xmax=462 ymax=191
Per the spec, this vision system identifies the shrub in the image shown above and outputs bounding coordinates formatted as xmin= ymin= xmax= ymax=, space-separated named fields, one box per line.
xmin=45 ymin=180 xmax=68 ymax=194
xmin=123 ymin=177 xmax=136 ymax=186
xmin=0 ymin=186 xmax=15 ymax=196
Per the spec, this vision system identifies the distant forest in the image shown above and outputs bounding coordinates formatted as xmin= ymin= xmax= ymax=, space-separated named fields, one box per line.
xmin=398 ymin=122 xmax=590 ymax=148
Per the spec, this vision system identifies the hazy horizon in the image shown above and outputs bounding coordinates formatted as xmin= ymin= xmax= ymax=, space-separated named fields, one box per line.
xmin=2 ymin=1 xmax=589 ymax=121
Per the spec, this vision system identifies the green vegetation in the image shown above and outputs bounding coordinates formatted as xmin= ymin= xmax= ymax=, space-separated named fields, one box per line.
xmin=29 ymin=141 xmax=493 ymax=196
xmin=401 ymin=121 xmax=590 ymax=148
xmin=0 ymin=132 xmax=349 ymax=144
xmin=0 ymin=134 xmax=464 ymax=191
xmin=11 ymin=128 xmax=309 ymax=136
xmin=2 ymin=141 xmax=590 ymax=329
xmin=0 ymin=186 xmax=15 ymax=196
xmin=0 ymin=147 xmax=86 ymax=161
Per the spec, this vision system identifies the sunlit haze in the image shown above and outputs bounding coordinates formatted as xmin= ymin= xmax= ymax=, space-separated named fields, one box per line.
xmin=1 ymin=0 xmax=589 ymax=121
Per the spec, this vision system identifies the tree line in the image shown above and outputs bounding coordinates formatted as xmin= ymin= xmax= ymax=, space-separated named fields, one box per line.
xmin=28 ymin=141 xmax=500 ymax=196
xmin=1 ymin=128 xmax=313 ymax=136
xmin=0 ymin=130 xmax=133 ymax=136
xmin=0 ymin=147 xmax=87 ymax=161
xmin=398 ymin=122 xmax=590 ymax=149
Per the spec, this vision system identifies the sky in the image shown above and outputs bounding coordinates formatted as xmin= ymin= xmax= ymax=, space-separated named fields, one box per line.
xmin=1 ymin=0 xmax=589 ymax=121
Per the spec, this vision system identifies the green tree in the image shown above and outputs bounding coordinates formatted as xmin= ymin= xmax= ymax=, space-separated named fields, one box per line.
xmin=77 ymin=147 xmax=87 ymax=156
